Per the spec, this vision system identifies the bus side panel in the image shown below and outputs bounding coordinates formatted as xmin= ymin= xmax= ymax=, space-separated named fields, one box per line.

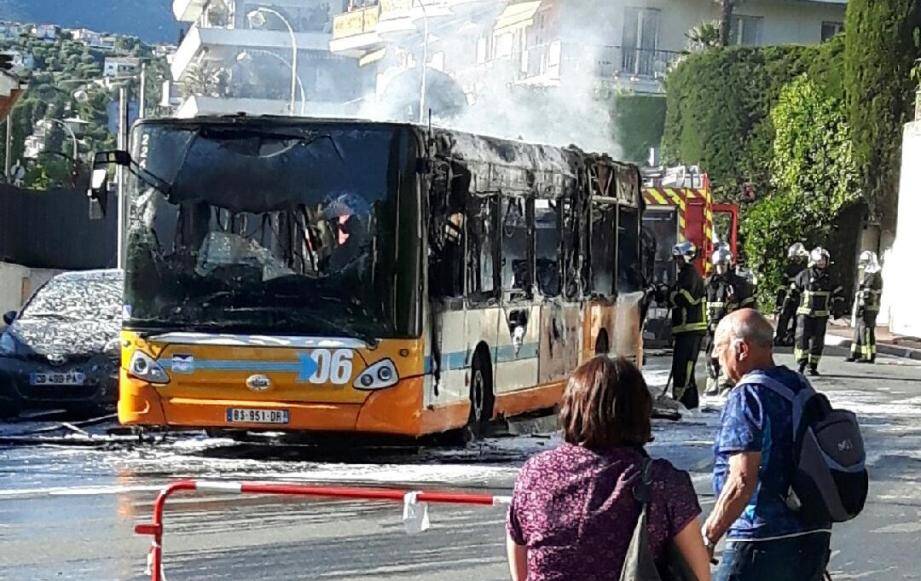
xmin=584 ymin=302 xmax=616 ymax=360
xmin=427 ymin=308 xmax=469 ymax=407
xmin=538 ymin=302 xmax=581 ymax=383
xmin=465 ymin=304 xmax=501 ymax=386
xmin=494 ymin=305 xmax=540 ymax=395
xmin=614 ymin=292 xmax=644 ymax=365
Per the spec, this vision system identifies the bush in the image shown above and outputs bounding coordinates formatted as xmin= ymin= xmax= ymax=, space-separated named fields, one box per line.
xmin=743 ymin=69 xmax=861 ymax=305
xmin=845 ymin=0 xmax=921 ymax=232
xmin=663 ymin=46 xmax=812 ymax=200
xmin=612 ymin=94 xmax=666 ymax=163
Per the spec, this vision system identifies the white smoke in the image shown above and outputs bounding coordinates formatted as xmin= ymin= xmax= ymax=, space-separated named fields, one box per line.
xmin=317 ymin=0 xmax=628 ymax=157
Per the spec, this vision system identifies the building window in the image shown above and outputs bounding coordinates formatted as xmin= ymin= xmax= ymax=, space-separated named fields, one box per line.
xmin=821 ymin=21 xmax=844 ymax=42
xmin=622 ymin=7 xmax=661 ymax=76
xmin=730 ymin=15 xmax=763 ymax=46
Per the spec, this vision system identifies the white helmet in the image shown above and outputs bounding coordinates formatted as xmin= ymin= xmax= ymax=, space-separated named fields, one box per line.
xmin=711 ymin=247 xmax=733 ymax=266
xmin=672 ymin=241 xmax=698 ymax=262
xmin=859 ymin=250 xmax=881 ymax=274
xmin=788 ymin=242 xmax=808 ymax=259
xmin=810 ymin=247 xmax=830 ymax=268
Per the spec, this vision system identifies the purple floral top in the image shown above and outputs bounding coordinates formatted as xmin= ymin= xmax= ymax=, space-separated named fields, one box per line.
xmin=507 ymin=443 xmax=701 ymax=581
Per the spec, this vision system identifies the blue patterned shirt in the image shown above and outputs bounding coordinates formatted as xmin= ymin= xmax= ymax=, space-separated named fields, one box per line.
xmin=713 ymin=365 xmax=830 ymax=540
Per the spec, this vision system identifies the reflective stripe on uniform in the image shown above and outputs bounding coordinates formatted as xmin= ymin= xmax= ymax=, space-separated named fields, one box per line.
xmin=674 ymin=321 xmax=708 ymax=333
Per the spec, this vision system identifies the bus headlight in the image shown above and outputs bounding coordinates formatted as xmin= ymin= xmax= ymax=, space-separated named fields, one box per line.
xmin=128 ymin=351 xmax=170 ymax=384
xmin=353 ymin=359 xmax=399 ymax=390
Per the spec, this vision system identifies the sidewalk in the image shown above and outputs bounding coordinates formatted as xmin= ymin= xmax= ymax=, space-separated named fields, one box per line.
xmin=825 ymin=319 xmax=921 ymax=361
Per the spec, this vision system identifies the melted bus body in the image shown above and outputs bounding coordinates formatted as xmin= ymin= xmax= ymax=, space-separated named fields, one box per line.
xmin=118 ymin=118 xmax=644 ymax=437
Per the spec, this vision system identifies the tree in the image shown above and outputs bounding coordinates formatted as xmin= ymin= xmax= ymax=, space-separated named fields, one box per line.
xmin=845 ymin=0 xmax=921 ymax=233
xmin=718 ymin=0 xmax=737 ymax=47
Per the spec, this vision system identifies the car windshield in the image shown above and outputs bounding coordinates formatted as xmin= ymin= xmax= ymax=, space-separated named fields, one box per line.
xmin=20 ymin=272 xmax=123 ymax=322
xmin=124 ymin=122 xmax=419 ymax=339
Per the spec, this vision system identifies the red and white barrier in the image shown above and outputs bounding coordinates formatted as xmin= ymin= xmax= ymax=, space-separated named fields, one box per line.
xmin=135 ymin=479 xmax=512 ymax=581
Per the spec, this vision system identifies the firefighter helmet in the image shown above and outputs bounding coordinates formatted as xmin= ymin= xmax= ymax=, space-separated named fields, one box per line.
xmin=810 ymin=247 xmax=830 ymax=268
xmin=858 ymin=250 xmax=881 ymax=274
xmin=788 ymin=242 xmax=808 ymax=259
xmin=672 ymin=241 xmax=698 ymax=262
xmin=711 ymin=246 xmax=733 ymax=266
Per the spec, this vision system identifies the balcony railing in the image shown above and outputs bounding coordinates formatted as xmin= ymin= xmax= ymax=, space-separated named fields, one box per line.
xmin=599 ymin=46 xmax=685 ymax=79
xmin=333 ymin=4 xmax=382 ymax=40
xmin=515 ymin=42 xmax=685 ymax=84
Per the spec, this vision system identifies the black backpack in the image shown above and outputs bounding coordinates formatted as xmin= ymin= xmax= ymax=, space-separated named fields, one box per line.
xmin=746 ymin=371 xmax=868 ymax=524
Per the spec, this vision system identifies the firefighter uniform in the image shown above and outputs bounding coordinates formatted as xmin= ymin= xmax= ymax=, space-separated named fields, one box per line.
xmin=848 ymin=252 xmax=883 ymax=363
xmin=705 ymin=267 xmax=755 ymax=394
xmin=774 ymin=257 xmax=806 ymax=345
xmin=668 ymin=244 xmax=707 ymax=409
xmin=791 ymin=248 xmax=840 ymax=375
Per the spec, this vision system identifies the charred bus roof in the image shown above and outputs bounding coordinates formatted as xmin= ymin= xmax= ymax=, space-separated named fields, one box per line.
xmin=134 ymin=115 xmax=639 ymax=205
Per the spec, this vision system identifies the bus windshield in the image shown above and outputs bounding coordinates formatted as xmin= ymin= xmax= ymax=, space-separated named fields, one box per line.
xmin=124 ymin=122 xmax=417 ymax=340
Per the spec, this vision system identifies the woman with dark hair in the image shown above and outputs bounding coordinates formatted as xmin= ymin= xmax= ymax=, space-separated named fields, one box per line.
xmin=506 ymin=356 xmax=710 ymax=581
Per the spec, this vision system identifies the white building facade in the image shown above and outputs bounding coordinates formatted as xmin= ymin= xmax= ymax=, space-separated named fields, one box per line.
xmin=170 ymin=0 xmax=370 ymax=118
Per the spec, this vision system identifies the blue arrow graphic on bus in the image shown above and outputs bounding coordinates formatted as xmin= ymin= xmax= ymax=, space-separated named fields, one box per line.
xmin=297 ymin=352 xmax=319 ymax=382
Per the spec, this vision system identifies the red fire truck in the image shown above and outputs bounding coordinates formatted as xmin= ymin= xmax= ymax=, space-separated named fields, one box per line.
xmin=641 ymin=167 xmax=741 ymax=345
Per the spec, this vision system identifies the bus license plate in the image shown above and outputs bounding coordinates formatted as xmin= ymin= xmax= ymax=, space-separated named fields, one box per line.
xmin=226 ymin=408 xmax=290 ymax=425
xmin=30 ymin=372 xmax=85 ymax=386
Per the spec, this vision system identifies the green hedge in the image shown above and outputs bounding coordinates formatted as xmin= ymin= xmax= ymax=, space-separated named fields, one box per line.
xmin=845 ymin=0 xmax=921 ymax=232
xmin=662 ymin=45 xmax=813 ymax=200
xmin=612 ymin=94 xmax=666 ymax=164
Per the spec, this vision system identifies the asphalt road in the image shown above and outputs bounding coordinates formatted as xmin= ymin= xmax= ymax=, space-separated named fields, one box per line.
xmin=1 ymin=350 xmax=920 ymax=580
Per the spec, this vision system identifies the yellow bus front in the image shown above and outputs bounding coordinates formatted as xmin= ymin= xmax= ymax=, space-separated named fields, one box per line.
xmin=117 ymin=119 xmax=428 ymax=436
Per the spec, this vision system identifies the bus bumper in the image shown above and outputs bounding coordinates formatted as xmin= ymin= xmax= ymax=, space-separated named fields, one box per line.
xmin=117 ymin=375 xmax=467 ymax=438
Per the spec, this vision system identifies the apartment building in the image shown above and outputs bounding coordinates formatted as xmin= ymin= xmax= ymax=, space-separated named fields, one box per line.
xmin=330 ymin=0 xmax=847 ymax=103
xmin=170 ymin=0 xmax=370 ymax=118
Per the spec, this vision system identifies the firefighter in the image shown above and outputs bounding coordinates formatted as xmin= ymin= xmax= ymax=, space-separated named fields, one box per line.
xmin=704 ymin=247 xmax=755 ymax=395
xmin=846 ymin=250 xmax=883 ymax=364
xmin=665 ymin=241 xmax=707 ymax=409
xmin=790 ymin=247 xmax=844 ymax=376
xmin=773 ymin=242 xmax=809 ymax=346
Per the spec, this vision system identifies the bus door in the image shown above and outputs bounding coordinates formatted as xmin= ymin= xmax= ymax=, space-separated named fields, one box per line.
xmin=641 ymin=207 xmax=679 ymax=346
xmin=535 ymin=197 xmax=581 ymax=385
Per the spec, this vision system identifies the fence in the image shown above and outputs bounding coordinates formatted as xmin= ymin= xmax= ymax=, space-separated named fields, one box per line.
xmin=0 ymin=183 xmax=117 ymax=270
xmin=135 ymin=479 xmax=511 ymax=581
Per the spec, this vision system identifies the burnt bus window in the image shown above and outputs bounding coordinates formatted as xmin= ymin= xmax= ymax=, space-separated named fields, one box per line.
xmin=590 ymin=203 xmax=616 ymax=298
xmin=535 ymin=199 xmax=562 ymax=298
xmin=617 ymin=206 xmax=643 ymax=292
xmin=467 ymin=195 xmax=498 ymax=297
xmin=561 ymin=198 xmax=581 ymax=300
xmin=428 ymin=170 xmax=466 ymax=299
xmin=501 ymin=196 xmax=532 ymax=298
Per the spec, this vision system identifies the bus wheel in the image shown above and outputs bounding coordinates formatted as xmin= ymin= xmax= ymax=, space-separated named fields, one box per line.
xmin=467 ymin=348 xmax=495 ymax=440
xmin=595 ymin=331 xmax=609 ymax=356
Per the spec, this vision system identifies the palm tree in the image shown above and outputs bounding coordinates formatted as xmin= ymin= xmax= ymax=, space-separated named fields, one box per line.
xmin=717 ymin=0 xmax=738 ymax=47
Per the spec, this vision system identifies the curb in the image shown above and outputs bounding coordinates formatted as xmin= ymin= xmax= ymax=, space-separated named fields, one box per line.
xmin=825 ymin=334 xmax=921 ymax=361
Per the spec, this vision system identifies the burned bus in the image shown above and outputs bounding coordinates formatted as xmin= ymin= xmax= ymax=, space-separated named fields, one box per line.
xmin=91 ymin=117 xmax=644 ymax=438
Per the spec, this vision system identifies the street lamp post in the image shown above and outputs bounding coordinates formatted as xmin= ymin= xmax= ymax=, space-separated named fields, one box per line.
xmin=46 ymin=118 xmax=79 ymax=164
xmin=417 ymin=0 xmax=429 ymax=124
xmin=236 ymin=50 xmax=306 ymax=115
xmin=247 ymin=7 xmax=298 ymax=115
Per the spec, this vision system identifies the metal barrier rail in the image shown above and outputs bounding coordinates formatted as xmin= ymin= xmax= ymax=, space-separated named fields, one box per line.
xmin=135 ymin=479 xmax=512 ymax=581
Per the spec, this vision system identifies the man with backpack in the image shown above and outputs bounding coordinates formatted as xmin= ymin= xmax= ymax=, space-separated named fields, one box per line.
xmin=702 ymin=309 xmax=867 ymax=581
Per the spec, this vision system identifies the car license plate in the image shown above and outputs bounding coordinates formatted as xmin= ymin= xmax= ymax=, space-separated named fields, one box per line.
xmin=30 ymin=371 xmax=86 ymax=386
xmin=226 ymin=408 xmax=290 ymax=425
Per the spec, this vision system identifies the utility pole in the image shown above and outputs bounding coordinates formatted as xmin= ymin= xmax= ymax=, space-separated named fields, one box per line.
xmin=116 ymin=86 xmax=129 ymax=269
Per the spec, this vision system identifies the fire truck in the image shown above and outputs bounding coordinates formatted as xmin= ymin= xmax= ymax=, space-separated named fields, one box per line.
xmin=641 ymin=166 xmax=741 ymax=346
